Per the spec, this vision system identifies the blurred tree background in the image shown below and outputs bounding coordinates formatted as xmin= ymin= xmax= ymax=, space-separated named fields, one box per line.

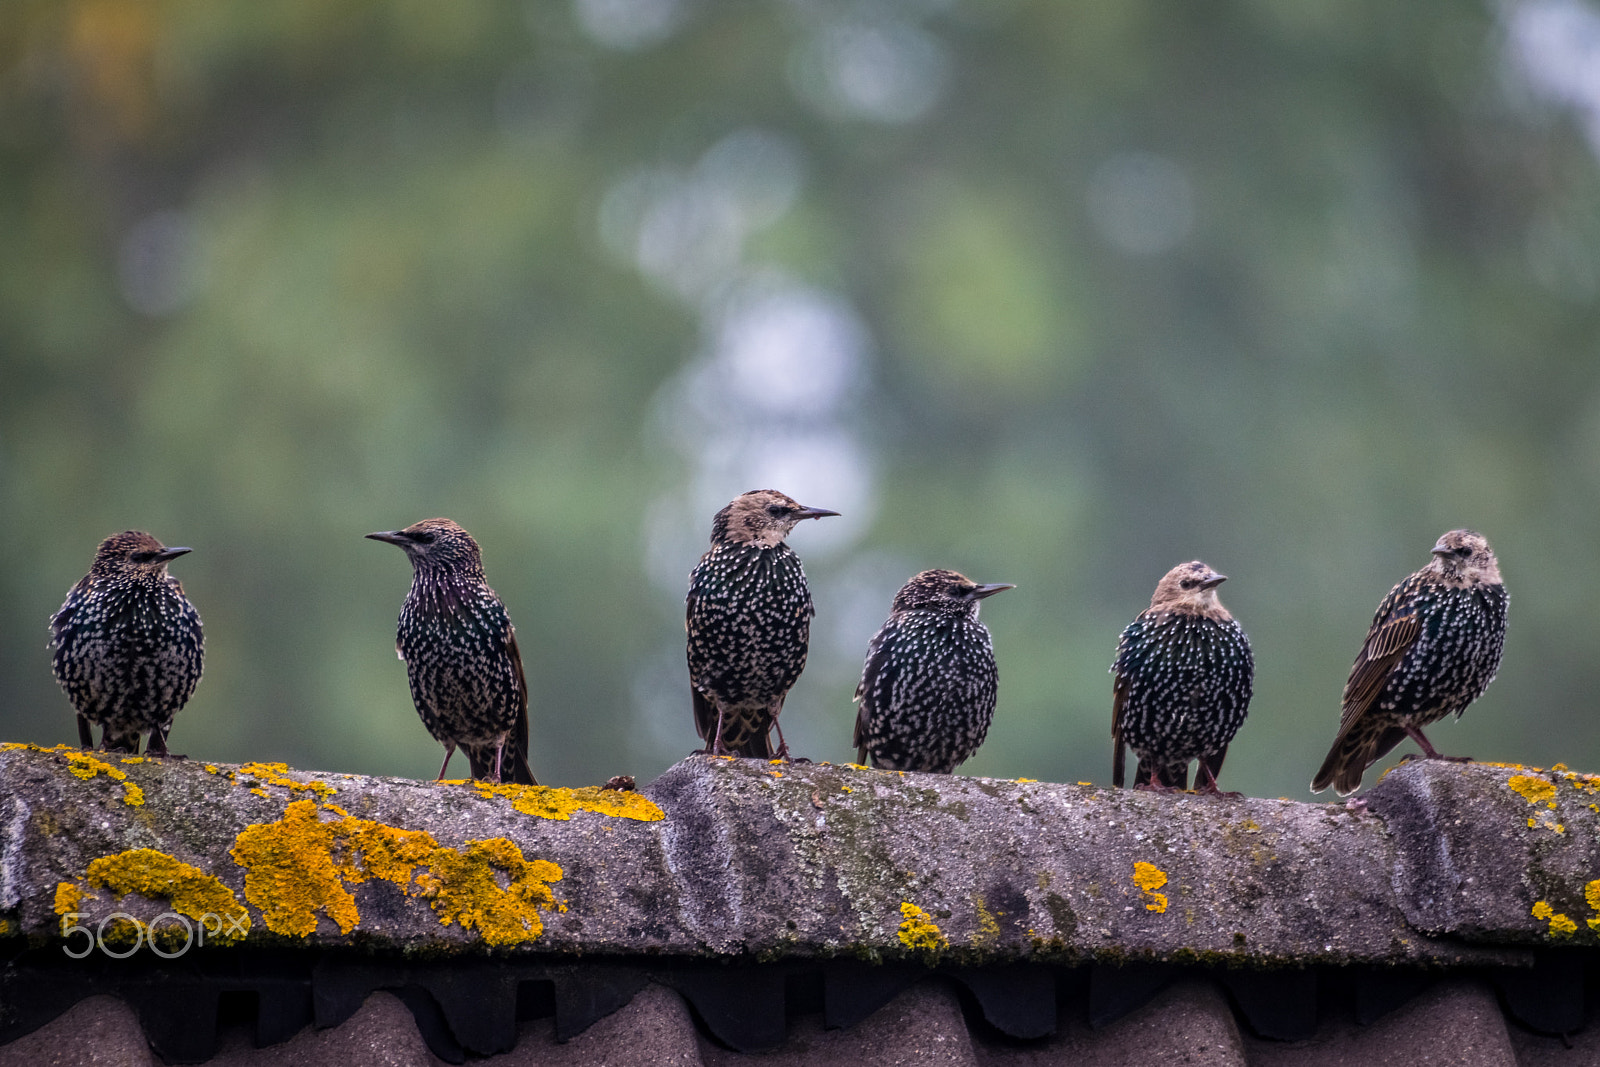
xmin=3 ymin=0 xmax=1599 ymax=799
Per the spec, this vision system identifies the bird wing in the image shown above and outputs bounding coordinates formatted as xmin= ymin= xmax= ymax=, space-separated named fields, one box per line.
xmin=851 ymin=621 xmax=895 ymax=766
xmin=503 ymin=625 xmax=537 ymax=785
xmin=1109 ymin=617 xmax=1141 ymax=789
xmin=691 ymin=686 xmax=718 ymax=746
xmin=1339 ymin=583 xmax=1422 ymax=730
xmin=1111 ymin=675 xmax=1129 ymax=789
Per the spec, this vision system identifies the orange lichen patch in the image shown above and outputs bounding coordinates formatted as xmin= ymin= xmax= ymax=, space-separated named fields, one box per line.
xmin=0 ymin=743 xmax=147 ymax=807
xmin=897 ymin=902 xmax=948 ymax=953
xmin=467 ymin=782 xmax=664 ymax=822
xmin=54 ymin=882 xmax=85 ymax=916
xmin=1532 ymin=900 xmax=1578 ymax=938
xmin=229 ymin=799 xmax=435 ymax=937
xmin=414 ymin=838 xmax=563 ymax=946
xmin=235 ymin=761 xmax=337 ymax=800
xmin=81 ymin=849 xmax=249 ymax=944
xmin=1561 ymin=771 xmax=1600 ymax=796
xmin=1133 ymin=862 xmax=1170 ymax=913
xmin=1508 ymin=775 xmax=1558 ymax=808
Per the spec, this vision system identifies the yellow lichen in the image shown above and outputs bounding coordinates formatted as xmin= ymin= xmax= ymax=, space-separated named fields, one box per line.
xmin=897 ymin=902 xmax=948 ymax=953
xmin=467 ymin=782 xmax=664 ymax=822
xmin=971 ymin=895 xmax=1001 ymax=946
xmin=54 ymin=882 xmax=84 ymax=916
xmin=1508 ymin=775 xmax=1557 ymax=807
xmin=1015 ymin=778 xmax=1038 ymax=783
xmin=229 ymin=799 xmax=562 ymax=945
xmin=120 ymin=756 xmax=145 ymax=765
xmin=7 ymin=744 xmax=149 ymax=807
xmin=414 ymin=838 xmax=563 ymax=946
xmin=82 ymin=849 xmax=250 ymax=944
xmin=1531 ymin=899 xmax=1576 ymax=937
xmin=1133 ymin=861 xmax=1170 ymax=913
xmin=230 ymin=799 xmax=435 ymax=936
xmin=236 ymin=761 xmax=336 ymax=799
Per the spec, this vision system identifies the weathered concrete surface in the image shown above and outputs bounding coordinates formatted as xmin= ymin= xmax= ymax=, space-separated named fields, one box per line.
xmin=0 ymin=744 xmax=1582 ymax=965
xmin=1367 ymin=759 xmax=1600 ymax=943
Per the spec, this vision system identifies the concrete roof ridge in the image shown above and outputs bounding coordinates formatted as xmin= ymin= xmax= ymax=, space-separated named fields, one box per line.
xmin=0 ymin=744 xmax=1582 ymax=965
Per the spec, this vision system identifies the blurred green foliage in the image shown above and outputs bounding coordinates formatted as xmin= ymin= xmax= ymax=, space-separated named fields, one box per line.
xmin=2 ymin=0 xmax=1598 ymax=799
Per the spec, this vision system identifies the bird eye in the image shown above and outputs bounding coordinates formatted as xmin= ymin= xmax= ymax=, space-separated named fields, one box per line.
xmin=130 ymin=551 xmax=156 ymax=564
xmin=765 ymin=504 xmax=790 ymax=518
xmin=410 ymin=530 xmax=436 ymax=545
xmin=1455 ymin=546 xmax=1472 ymax=558
xmin=1179 ymin=578 xmax=1198 ymax=590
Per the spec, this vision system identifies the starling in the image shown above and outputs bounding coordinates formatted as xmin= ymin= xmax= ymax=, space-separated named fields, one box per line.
xmin=853 ymin=569 xmax=1014 ymax=773
xmin=49 ymin=531 xmax=204 ymax=755
xmin=368 ymin=518 xmax=537 ymax=785
xmin=1111 ymin=561 xmax=1253 ymax=793
xmin=686 ymin=489 xmax=839 ymax=758
xmin=1311 ymin=529 xmax=1507 ymax=796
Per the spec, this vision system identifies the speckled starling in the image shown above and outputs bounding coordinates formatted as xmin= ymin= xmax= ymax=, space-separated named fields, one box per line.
xmin=49 ymin=531 xmax=204 ymax=755
xmin=853 ymin=569 xmax=1013 ymax=774
xmin=1111 ymin=562 xmax=1253 ymax=793
xmin=686 ymin=490 xmax=839 ymax=758
xmin=1311 ymin=529 xmax=1507 ymax=796
xmin=368 ymin=518 xmax=537 ymax=785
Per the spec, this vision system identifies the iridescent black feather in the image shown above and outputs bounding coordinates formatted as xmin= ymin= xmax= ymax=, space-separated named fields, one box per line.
xmin=1312 ymin=530 xmax=1507 ymax=796
xmin=686 ymin=490 xmax=837 ymax=758
xmin=1112 ymin=562 xmax=1252 ymax=793
xmin=854 ymin=569 xmax=1012 ymax=774
xmin=369 ymin=518 xmax=536 ymax=785
xmin=49 ymin=531 xmax=204 ymax=755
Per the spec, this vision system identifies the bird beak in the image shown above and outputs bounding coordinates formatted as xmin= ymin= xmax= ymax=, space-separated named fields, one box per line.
xmin=793 ymin=506 xmax=841 ymax=521
xmin=154 ymin=547 xmax=192 ymax=563
xmin=366 ymin=531 xmax=410 ymax=546
xmin=971 ymin=583 xmax=1015 ymax=599
xmin=1201 ymin=574 xmax=1227 ymax=590
xmin=1430 ymin=540 xmax=1452 ymax=558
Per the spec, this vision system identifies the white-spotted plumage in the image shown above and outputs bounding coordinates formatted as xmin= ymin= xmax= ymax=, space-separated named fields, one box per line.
xmin=49 ymin=531 xmax=204 ymax=754
xmin=1111 ymin=561 xmax=1253 ymax=792
xmin=854 ymin=569 xmax=1012 ymax=774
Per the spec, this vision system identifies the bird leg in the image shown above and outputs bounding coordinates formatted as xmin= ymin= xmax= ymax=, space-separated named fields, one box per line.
xmin=144 ymin=727 xmax=180 ymax=759
xmin=1402 ymin=726 xmax=1471 ymax=764
xmin=1134 ymin=766 xmax=1184 ymax=794
xmin=77 ymin=715 xmax=94 ymax=750
xmin=1196 ymin=760 xmax=1243 ymax=799
xmin=772 ymin=715 xmax=791 ymax=761
xmin=437 ymin=744 xmax=456 ymax=781
xmin=492 ymin=741 xmax=505 ymax=785
xmin=709 ymin=706 xmax=729 ymax=757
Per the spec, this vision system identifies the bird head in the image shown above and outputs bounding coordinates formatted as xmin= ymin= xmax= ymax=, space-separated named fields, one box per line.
xmin=892 ymin=569 xmax=1014 ymax=617
xmin=90 ymin=531 xmax=191 ymax=578
xmin=710 ymin=490 xmax=839 ymax=548
xmin=1148 ymin=561 xmax=1230 ymax=615
xmin=366 ymin=518 xmax=483 ymax=573
xmin=1428 ymin=529 xmax=1501 ymax=586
